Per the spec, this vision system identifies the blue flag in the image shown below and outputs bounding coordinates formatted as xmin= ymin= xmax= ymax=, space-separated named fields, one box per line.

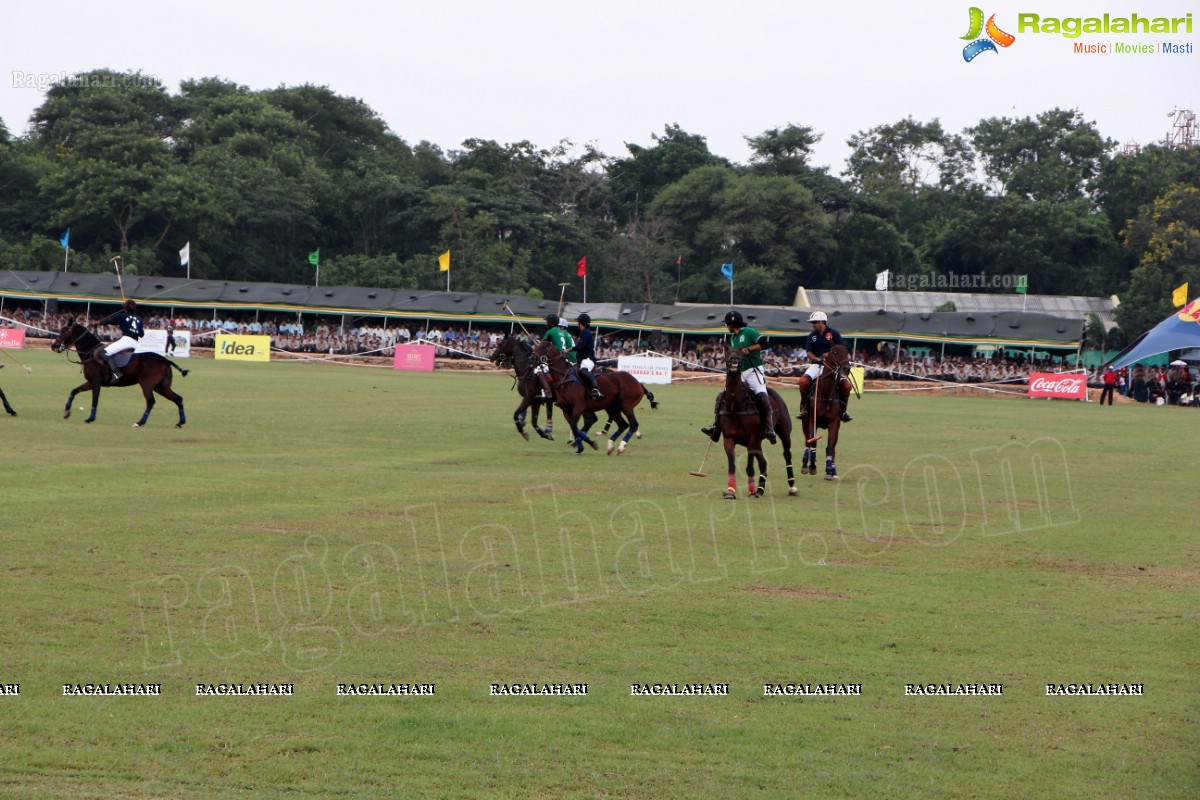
xmin=60 ymin=229 xmax=70 ymax=249
xmin=721 ymin=262 xmax=734 ymax=281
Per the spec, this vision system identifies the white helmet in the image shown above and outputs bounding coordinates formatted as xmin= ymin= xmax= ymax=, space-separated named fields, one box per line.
xmin=808 ymin=311 xmax=828 ymax=323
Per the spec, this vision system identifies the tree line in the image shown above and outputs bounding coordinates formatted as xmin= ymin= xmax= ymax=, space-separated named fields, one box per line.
xmin=1 ymin=69 xmax=1197 ymax=344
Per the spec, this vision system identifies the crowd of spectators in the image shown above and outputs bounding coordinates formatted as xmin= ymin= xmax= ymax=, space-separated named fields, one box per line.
xmin=3 ymin=305 xmax=1195 ymax=399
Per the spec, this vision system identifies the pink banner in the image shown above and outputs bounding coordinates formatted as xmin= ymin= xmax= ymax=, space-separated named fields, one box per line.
xmin=1028 ymin=373 xmax=1087 ymax=401
xmin=393 ymin=344 xmax=435 ymax=371
xmin=0 ymin=329 xmax=26 ymax=348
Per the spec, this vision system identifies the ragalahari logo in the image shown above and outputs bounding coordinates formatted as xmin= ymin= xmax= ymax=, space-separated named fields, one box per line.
xmin=962 ymin=7 xmax=1016 ymax=61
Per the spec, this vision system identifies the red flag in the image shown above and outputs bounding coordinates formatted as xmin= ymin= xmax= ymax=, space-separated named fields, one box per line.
xmin=577 ymin=256 xmax=587 ymax=277
xmin=676 ymin=255 xmax=682 ymax=265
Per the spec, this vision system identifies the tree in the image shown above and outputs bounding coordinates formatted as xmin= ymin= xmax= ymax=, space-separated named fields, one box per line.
xmin=608 ymin=124 xmax=726 ymax=223
xmin=745 ymin=124 xmax=821 ymax=177
xmin=1116 ymin=185 xmax=1200 ymax=336
xmin=969 ymin=108 xmax=1113 ymax=202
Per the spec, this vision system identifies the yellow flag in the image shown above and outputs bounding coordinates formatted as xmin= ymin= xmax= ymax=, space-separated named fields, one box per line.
xmin=849 ymin=366 xmax=865 ymax=395
xmin=1173 ymin=282 xmax=1189 ymax=307
xmin=438 ymin=250 xmax=450 ymax=272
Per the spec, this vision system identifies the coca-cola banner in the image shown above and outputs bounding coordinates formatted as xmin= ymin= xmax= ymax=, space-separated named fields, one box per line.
xmin=1028 ymin=373 xmax=1087 ymax=401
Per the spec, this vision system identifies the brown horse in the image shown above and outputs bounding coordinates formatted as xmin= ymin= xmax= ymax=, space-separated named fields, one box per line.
xmin=799 ymin=344 xmax=850 ymax=480
xmin=717 ymin=353 xmax=797 ymax=499
xmin=533 ymin=340 xmax=658 ymax=455
xmin=51 ymin=320 xmax=188 ymax=427
xmin=489 ymin=334 xmax=556 ymax=441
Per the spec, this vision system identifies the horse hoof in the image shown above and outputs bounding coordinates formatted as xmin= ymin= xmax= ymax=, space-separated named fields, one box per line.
xmin=723 ymin=490 xmax=737 ymax=500
xmin=588 ymin=440 xmax=598 ymax=451
xmin=521 ymin=431 xmax=530 ymax=441
xmin=133 ymin=423 xmax=142 ymax=428
xmin=754 ymin=487 xmax=765 ymax=497
xmin=175 ymin=422 xmax=185 ymax=429
xmin=788 ymin=487 xmax=799 ymax=496
xmin=635 ymin=431 xmax=642 ymax=439
xmin=606 ymin=442 xmax=615 ymax=455
xmin=825 ymin=474 xmax=840 ymax=481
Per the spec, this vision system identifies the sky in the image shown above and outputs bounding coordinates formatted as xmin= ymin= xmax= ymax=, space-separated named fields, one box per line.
xmin=2 ymin=0 xmax=1196 ymax=175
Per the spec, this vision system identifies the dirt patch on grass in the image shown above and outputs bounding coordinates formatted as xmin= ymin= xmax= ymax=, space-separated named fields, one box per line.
xmin=748 ymin=586 xmax=851 ymax=599
xmin=236 ymin=524 xmax=312 ymax=532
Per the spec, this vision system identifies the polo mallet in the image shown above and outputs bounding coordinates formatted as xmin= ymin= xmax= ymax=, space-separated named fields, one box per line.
xmin=0 ymin=349 xmax=33 ymax=373
xmin=501 ymin=299 xmax=536 ymax=339
xmin=556 ymin=282 xmax=571 ymax=318
xmin=111 ymin=255 xmax=125 ymax=294
xmin=690 ymin=438 xmax=714 ymax=477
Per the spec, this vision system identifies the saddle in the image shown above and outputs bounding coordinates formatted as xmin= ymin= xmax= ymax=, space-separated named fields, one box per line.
xmin=92 ymin=349 xmax=135 ymax=385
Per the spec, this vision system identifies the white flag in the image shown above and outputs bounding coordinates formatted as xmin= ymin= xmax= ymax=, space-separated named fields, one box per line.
xmin=875 ymin=269 xmax=890 ymax=291
xmin=179 ymin=242 xmax=190 ymax=266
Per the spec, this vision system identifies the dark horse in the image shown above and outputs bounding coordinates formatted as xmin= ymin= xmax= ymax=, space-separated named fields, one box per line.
xmin=51 ymin=320 xmax=188 ymax=427
xmin=489 ymin=334 xmax=555 ymax=441
xmin=799 ymin=344 xmax=851 ymax=480
xmin=533 ymin=340 xmax=658 ymax=455
xmin=717 ymin=353 xmax=797 ymax=500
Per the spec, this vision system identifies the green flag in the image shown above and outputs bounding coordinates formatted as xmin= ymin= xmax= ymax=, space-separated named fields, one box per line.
xmin=308 ymin=249 xmax=320 ymax=266
xmin=1015 ymin=275 xmax=1027 ymax=295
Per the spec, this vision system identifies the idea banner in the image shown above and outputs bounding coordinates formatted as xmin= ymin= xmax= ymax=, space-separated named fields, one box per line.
xmin=215 ymin=334 xmax=271 ymax=362
xmin=394 ymin=344 xmax=435 ymax=371
xmin=0 ymin=329 xmax=26 ymax=348
xmin=1028 ymin=373 xmax=1087 ymax=401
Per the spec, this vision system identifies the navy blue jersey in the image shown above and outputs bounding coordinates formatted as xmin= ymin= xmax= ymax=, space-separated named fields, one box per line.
xmin=573 ymin=328 xmax=597 ymax=362
xmin=113 ymin=311 xmax=144 ymax=340
xmin=805 ymin=326 xmax=842 ymax=357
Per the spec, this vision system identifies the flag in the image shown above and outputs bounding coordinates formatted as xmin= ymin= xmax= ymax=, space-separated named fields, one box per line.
xmin=60 ymin=229 xmax=70 ymax=249
xmin=179 ymin=242 xmax=190 ymax=266
xmin=577 ymin=256 xmax=587 ymax=278
xmin=721 ymin=263 xmax=734 ymax=281
xmin=438 ymin=250 xmax=450 ymax=272
xmin=1016 ymin=275 xmax=1028 ymax=295
xmin=1104 ymin=299 xmax=1200 ymax=370
xmin=874 ymin=270 xmax=890 ymax=291
xmin=1173 ymin=282 xmax=1189 ymax=307
xmin=676 ymin=255 xmax=682 ymax=266
xmin=308 ymin=249 xmax=320 ymax=266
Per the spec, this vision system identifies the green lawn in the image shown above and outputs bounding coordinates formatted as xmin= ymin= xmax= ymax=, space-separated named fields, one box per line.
xmin=0 ymin=349 xmax=1196 ymax=799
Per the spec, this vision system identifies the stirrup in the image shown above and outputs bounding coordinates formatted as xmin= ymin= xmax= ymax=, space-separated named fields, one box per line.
xmin=841 ymin=411 xmax=852 ymax=422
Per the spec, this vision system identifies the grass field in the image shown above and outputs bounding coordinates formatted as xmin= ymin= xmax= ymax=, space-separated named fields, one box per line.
xmin=0 ymin=347 xmax=1197 ymax=799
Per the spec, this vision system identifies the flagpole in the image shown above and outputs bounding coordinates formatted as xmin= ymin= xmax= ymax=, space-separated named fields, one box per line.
xmin=63 ymin=245 xmax=68 ymax=273
xmin=583 ymin=274 xmax=587 ymax=304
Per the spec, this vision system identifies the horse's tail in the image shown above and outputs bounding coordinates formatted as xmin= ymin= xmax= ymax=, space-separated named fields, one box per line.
xmin=165 ymin=358 xmax=190 ymax=377
xmin=640 ymin=383 xmax=659 ymax=409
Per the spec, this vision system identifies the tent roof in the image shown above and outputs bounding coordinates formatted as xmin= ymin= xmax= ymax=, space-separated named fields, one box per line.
xmin=2 ymin=270 xmax=1086 ymax=347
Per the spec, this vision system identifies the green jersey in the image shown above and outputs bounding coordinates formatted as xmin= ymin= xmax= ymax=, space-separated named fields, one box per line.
xmin=546 ymin=327 xmax=577 ymax=363
xmin=729 ymin=326 xmax=767 ymax=372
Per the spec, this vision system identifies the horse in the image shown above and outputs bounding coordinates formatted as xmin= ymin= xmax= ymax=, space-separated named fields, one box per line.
xmin=798 ymin=344 xmax=851 ymax=481
xmin=489 ymin=334 xmax=556 ymax=441
xmin=716 ymin=353 xmax=797 ymax=500
xmin=532 ymin=340 xmax=658 ymax=455
xmin=51 ymin=320 xmax=189 ymax=428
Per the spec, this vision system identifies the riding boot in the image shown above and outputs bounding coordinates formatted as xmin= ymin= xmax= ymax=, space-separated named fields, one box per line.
xmin=583 ymin=369 xmax=603 ymax=399
xmin=537 ymin=371 xmax=552 ymax=399
xmin=839 ymin=379 xmax=853 ymax=422
xmin=700 ymin=390 xmax=722 ymax=442
xmin=795 ymin=376 xmax=812 ymax=420
xmin=756 ymin=393 xmax=777 ymax=444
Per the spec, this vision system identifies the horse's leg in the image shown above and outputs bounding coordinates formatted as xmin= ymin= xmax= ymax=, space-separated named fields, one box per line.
xmin=616 ymin=402 xmax=640 ymax=454
xmin=64 ymin=382 xmax=88 ymax=419
xmin=755 ymin=449 xmax=768 ymax=497
xmin=745 ymin=445 xmax=760 ymax=497
xmin=514 ymin=396 xmax=530 ymax=440
xmin=1 ymin=386 xmax=16 ymax=416
xmin=152 ymin=379 xmax=186 ymax=428
xmin=781 ymin=438 xmax=797 ymax=496
xmin=133 ymin=377 xmax=157 ymax=427
xmin=85 ymin=383 xmax=101 ymax=423
xmin=825 ymin=423 xmax=840 ymax=481
xmin=723 ymin=438 xmax=738 ymax=500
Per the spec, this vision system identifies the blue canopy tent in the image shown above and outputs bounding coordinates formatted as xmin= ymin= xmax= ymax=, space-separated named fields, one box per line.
xmin=1103 ymin=300 xmax=1200 ymax=370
